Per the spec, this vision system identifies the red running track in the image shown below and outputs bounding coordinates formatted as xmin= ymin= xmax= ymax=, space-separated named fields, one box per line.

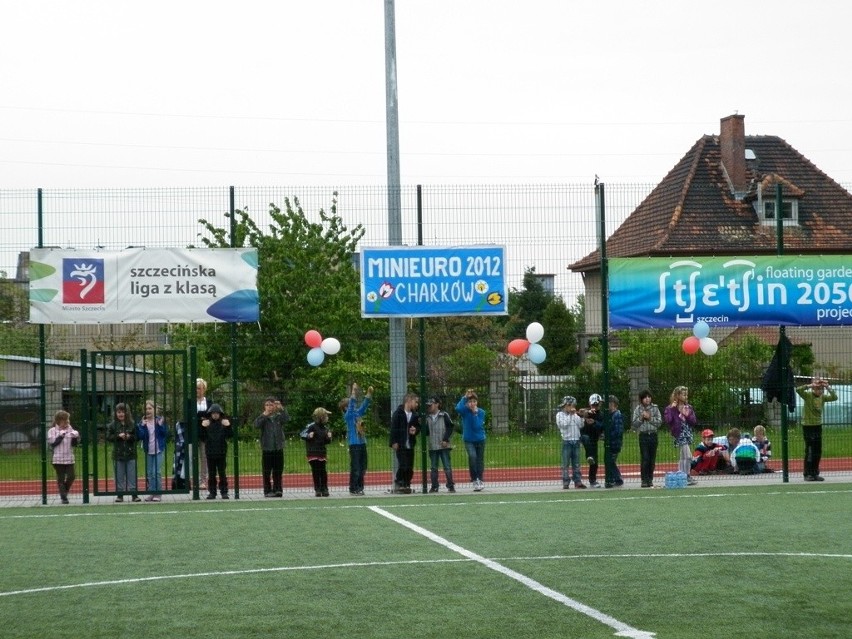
xmin=3 ymin=458 xmax=849 ymax=496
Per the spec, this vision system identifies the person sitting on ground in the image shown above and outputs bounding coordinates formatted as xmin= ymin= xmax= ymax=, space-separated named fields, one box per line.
xmin=711 ymin=428 xmax=741 ymax=473
xmin=691 ymin=429 xmax=728 ymax=475
xmin=731 ymin=433 xmax=762 ymax=475
xmin=752 ymin=424 xmax=774 ymax=473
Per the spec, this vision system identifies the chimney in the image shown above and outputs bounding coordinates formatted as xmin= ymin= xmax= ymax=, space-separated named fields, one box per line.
xmin=720 ymin=114 xmax=747 ymax=195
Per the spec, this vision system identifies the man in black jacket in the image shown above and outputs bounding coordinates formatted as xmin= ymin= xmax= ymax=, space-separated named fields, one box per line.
xmin=389 ymin=393 xmax=420 ymax=494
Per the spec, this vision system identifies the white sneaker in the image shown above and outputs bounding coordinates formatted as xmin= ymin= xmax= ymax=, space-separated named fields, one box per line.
xmin=473 ymin=479 xmax=484 ymax=492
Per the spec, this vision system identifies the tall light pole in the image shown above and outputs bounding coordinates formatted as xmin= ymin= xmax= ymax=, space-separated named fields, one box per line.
xmin=384 ymin=0 xmax=406 ymax=409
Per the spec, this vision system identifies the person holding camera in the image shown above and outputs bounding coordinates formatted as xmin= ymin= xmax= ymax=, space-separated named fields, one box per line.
xmin=47 ymin=410 xmax=80 ymax=505
xmin=796 ymin=377 xmax=837 ymax=481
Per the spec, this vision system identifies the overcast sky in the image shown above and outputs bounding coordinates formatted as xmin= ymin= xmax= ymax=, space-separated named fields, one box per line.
xmin=2 ymin=0 xmax=851 ymax=189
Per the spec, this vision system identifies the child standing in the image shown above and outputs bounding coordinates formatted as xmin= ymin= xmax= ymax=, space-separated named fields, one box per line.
xmin=201 ymin=404 xmax=233 ymax=499
xmin=555 ymin=396 xmax=585 ymax=489
xmin=605 ymin=395 xmax=624 ymax=488
xmin=579 ymin=394 xmax=604 ymax=487
xmin=106 ymin=403 xmax=140 ymax=502
xmin=136 ymin=400 xmax=169 ymax=501
xmin=425 ymin=396 xmax=456 ymax=493
xmin=752 ymin=424 xmax=773 ymax=473
xmin=664 ymin=386 xmax=698 ymax=486
xmin=47 ymin=410 xmax=79 ymax=504
xmin=456 ymin=389 xmax=487 ymax=492
xmin=340 ymin=383 xmax=373 ymax=496
xmin=305 ymin=407 xmax=333 ymax=497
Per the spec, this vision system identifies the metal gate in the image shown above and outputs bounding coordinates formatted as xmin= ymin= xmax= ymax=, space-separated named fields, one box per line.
xmin=81 ymin=348 xmax=200 ymax=502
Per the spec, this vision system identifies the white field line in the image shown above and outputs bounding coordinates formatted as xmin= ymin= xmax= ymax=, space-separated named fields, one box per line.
xmin=369 ymin=505 xmax=656 ymax=639
xmin=2 ymin=487 xmax=850 ymax=521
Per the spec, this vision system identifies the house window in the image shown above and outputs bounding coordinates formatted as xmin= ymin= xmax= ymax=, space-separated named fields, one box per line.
xmin=761 ymin=199 xmax=798 ymax=225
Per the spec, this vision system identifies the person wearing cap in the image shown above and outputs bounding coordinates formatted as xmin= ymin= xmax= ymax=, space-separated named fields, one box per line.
xmin=201 ymin=403 xmax=233 ymax=499
xmin=255 ymin=396 xmax=289 ymax=497
xmin=664 ymin=386 xmax=698 ymax=485
xmin=425 ymin=397 xmax=456 ymax=493
xmin=604 ymin=395 xmax=624 ymax=488
xmin=579 ymin=393 xmax=604 ymax=487
xmin=304 ymin=407 xmax=333 ymax=497
xmin=456 ymin=388 xmax=487 ymax=491
xmin=796 ymin=377 xmax=837 ymax=481
xmin=631 ymin=389 xmax=662 ymax=488
xmin=555 ymin=396 xmax=585 ymax=489
xmin=389 ymin=393 xmax=420 ymax=494
xmin=340 ymin=382 xmax=373 ymax=496
xmin=691 ymin=429 xmax=728 ymax=475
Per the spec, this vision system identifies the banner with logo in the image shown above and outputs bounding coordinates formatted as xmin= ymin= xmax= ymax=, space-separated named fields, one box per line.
xmin=29 ymin=248 xmax=259 ymax=324
xmin=609 ymin=255 xmax=852 ymax=328
xmin=360 ymin=246 xmax=508 ymax=317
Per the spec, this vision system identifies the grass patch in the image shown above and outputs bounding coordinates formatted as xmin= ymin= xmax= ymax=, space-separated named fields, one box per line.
xmin=0 ymin=484 xmax=850 ymax=638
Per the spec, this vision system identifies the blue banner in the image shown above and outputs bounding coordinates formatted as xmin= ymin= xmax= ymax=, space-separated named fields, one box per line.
xmin=609 ymin=256 xmax=852 ymax=328
xmin=360 ymin=246 xmax=508 ymax=317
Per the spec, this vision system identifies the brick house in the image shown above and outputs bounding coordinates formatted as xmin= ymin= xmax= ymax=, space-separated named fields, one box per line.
xmin=569 ymin=114 xmax=852 ymax=371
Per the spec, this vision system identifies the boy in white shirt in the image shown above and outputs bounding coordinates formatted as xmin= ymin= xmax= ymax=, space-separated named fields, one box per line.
xmin=556 ymin=396 xmax=585 ymax=489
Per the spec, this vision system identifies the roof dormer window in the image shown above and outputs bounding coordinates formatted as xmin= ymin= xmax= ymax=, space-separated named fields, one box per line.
xmin=761 ymin=198 xmax=799 ymax=225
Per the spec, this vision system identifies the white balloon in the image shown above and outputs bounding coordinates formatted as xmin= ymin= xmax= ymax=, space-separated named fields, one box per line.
xmin=527 ymin=343 xmax=547 ymax=364
xmin=321 ymin=337 xmax=341 ymax=355
xmin=699 ymin=337 xmax=718 ymax=356
xmin=526 ymin=322 xmax=545 ymax=344
xmin=307 ymin=347 xmax=325 ymax=366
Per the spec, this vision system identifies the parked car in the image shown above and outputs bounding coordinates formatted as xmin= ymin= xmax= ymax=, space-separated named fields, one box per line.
xmin=741 ymin=384 xmax=852 ymax=427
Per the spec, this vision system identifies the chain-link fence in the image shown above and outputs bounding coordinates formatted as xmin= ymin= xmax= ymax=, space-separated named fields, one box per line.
xmin=1 ymin=184 xmax=850 ymax=503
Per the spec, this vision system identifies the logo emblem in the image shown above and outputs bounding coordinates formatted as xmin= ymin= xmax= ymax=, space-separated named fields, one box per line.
xmin=62 ymin=259 xmax=105 ymax=304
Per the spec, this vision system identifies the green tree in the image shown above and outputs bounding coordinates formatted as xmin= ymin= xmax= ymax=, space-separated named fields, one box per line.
xmin=173 ymin=195 xmax=380 ymax=395
xmin=0 ymin=277 xmax=39 ymax=360
xmin=505 ymin=267 xmax=583 ymax=374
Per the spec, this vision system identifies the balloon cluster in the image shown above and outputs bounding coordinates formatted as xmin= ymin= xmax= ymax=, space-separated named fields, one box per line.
xmin=304 ymin=329 xmax=341 ymax=366
xmin=507 ymin=322 xmax=547 ymax=364
xmin=681 ymin=321 xmax=718 ymax=356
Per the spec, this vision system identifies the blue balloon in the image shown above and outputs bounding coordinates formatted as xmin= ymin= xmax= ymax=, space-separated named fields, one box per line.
xmin=307 ymin=347 xmax=325 ymax=367
xmin=693 ymin=320 xmax=710 ymax=339
xmin=527 ymin=343 xmax=546 ymax=364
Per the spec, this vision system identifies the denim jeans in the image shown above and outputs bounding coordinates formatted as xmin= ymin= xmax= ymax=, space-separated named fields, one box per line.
xmin=114 ymin=458 xmax=138 ymax=495
xmin=349 ymin=444 xmax=368 ymax=492
xmin=145 ymin=451 xmax=164 ymax=492
xmin=561 ymin=440 xmax=582 ymax=485
xmin=429 ymin=448 xmax=455 ymax=489
xmin=464 ymin=440 xmax=485 ymax=482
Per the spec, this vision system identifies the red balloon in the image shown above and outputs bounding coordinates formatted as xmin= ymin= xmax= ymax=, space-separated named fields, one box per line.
xmin=507 ymin=338 xmax=530 ymax=357
xmin=304 ymin=329 xmax=323 ymax=348
xmin=682 ymin=336 xmax=700 ymax=355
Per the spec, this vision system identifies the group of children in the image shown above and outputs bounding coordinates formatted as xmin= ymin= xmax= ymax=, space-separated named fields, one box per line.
xmin=691 ymin=425 xmax=773 ymax=475
xmin=555 ymin=392 xmax=775 ymax=489
xmin=556 ymin=394 xmax=624 ymax=489
xmin=46 ymin=381 xmax=788 ymax=504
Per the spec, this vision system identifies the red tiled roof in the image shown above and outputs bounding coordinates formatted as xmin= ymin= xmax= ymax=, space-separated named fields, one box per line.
xmin=570 ymin=133 xmax=852 ymax=271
